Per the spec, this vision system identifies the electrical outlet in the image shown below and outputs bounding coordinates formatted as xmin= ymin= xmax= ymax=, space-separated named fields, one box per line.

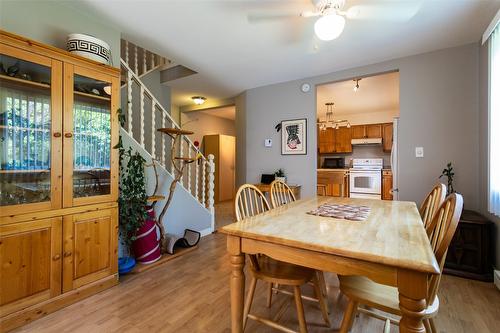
xmin=264 ymin=139 xmax=272 ymax=147
xmin=415 ymin=147 xmax=424 ymax=158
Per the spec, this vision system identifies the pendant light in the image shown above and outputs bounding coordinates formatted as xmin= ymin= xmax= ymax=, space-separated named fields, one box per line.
xmin=353 ymin=78 xmax=361 ymax=92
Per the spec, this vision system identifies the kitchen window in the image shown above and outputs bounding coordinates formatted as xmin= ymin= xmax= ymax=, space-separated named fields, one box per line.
xmin=488 ymin=22 xmax=500 ymax=216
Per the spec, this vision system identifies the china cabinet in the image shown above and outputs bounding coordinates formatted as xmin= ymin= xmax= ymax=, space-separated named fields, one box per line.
xmin=0 ymin=30 xmax=119 ymax=332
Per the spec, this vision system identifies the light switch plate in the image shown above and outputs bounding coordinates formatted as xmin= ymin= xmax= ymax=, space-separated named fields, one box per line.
xmin=415 ymin=147 xmax=424 ymax=158
xmin=264 ymin=139 xmax=272 ymax=147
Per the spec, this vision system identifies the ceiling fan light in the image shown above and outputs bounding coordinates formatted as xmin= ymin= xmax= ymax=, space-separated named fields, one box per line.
xmin=314 ymin=14 xmax=345 ymax=41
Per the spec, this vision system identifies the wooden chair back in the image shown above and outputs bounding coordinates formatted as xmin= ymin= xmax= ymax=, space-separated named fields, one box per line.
xmin=419 ymin=183 xmax=446 ymax=229
xmin=235 ymin=184 xmax=270 ymax=222
xmin=270 ymin=180 xmax=296 ymax=208
xmin=425 ymin=193 xmax=463 ymax=304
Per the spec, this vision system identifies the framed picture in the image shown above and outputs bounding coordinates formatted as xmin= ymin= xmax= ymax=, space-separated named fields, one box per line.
xmin=281 ymin=118 xmax=307 ymax=155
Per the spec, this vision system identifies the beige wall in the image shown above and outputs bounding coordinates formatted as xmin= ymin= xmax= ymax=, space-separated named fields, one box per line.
xmin=0 ymin=0 xmax=121 ymax=66
xmin=181 ymin=110 xmax=236 ymax=145
xmin=333 ymin=109 xmax=399 ymax=125
xmin=239 ymin=43 xmax=480 ymax=208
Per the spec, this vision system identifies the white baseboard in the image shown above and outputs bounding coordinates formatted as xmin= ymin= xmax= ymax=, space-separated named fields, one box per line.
xmin=199 ymin=227 xmax=214 ymax=237
xmin=494 ymin=270 xmax=500 ymax=291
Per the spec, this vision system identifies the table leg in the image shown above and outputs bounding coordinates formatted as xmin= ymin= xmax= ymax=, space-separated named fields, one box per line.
xmin=228 ymin=236 xmax=245 ymax=333
xmin=398 ymin=270 xmax=428 ymax=333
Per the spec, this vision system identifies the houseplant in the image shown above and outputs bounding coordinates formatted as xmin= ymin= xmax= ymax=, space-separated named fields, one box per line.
xmin=114 ymin=109 xmax=149 ymax=273
xmin=439 ymin=162 xmax=455 ymax=194
xmin=274 ymin=168 xmax=286 ymax=183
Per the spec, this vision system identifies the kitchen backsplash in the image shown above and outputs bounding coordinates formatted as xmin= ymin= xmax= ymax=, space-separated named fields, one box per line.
xmin=319 ymin=145 xmax=391 ymax=168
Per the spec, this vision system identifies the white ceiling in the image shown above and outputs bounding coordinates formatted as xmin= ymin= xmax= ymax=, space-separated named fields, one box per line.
xmin=79 ymin=0 xmax=500 ymax=107
xmin=317 ymin=71 xmax=399 ymax=119
xmin=198 ymin=106 xmax=236 ymax=120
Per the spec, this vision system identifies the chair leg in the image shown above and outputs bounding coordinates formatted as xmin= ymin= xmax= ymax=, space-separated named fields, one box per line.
xmin=423 ymin=319 xmax=432 ymax=333
xmin=293 ymin=286 xmax=308 ymax=333
xmin=429 ymin=318 xmax=437 ymax=333
xmin=316 ymin=271 xmax=330 ymax=313
xmin=243 ymin=277 xmax=258 ymax=330
xmin=266 ymin=282 xmax=273 ymax=308
xmin=312 ymin=275 xmax=331 ymax=327
xmin=339 ymin=299 xmax=358 ymax=333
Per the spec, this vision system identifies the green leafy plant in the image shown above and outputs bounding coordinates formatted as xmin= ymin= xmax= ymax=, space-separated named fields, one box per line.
xmin=274 ymin=168 xmax=285 ymax=178
xmin=114 ymin=108 xmax=148 ymax=252
xmin=439 ymin=162 xmax=455 ymax=194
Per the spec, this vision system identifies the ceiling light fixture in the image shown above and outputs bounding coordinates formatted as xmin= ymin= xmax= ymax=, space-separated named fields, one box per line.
xmin=314 ymin=13 xmax=346 ymax=41
xmin=191 ymin=96 xmax=206 ymax=105
xmin=317 ymin=102 xmax=351 ymax=130
xmin=353 ymin=78 xmax=361 ymax=92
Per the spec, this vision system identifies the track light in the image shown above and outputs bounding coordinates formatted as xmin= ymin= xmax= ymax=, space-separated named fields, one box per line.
xmin=353 ymin=78 xmax=361 ymax=92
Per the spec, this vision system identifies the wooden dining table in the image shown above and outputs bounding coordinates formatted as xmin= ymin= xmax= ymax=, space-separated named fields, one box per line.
xmin=220 ymin=196 xmax=440 ymax=333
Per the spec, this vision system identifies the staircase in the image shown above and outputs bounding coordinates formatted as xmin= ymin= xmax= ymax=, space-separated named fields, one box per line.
xmin=119 ymin=43 xmax=215 ymax=236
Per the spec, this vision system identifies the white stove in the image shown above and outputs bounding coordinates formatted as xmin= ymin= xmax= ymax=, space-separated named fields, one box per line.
xmin=349 ymin=158 xmax=383 ymax=199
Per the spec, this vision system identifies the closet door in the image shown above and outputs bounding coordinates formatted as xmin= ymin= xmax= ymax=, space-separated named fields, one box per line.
xmin=62 ymin=64 xmax=119 ymax=207
xmin=0 ymin=44 xmax=63 ymax=216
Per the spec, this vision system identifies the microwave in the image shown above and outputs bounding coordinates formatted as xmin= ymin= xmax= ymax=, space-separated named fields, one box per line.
xmin=322 ymin=157 xmax=345 ymax=169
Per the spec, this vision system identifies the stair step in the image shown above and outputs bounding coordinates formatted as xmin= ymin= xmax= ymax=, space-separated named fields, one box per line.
xmin=147 ymin=195 xmax=165 ymax=203
xmin=157 ymin=128 xmax=194 ymax=136
xmin=174 ymin=157 xmax=197 ymax=163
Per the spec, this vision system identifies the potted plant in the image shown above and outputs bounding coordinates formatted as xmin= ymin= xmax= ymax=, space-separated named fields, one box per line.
xmin=274 ymin=168 xmax=286 ymax=183
xmin=439 ymin=162 xmax=455 ymax=194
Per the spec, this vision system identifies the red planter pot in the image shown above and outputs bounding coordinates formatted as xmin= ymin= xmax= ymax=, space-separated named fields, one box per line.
xmin=132 ymin=207 xmax=161 ymax=264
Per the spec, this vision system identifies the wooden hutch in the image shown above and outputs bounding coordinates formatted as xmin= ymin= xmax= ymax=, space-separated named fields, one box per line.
xmin=0 ymin=31 xmax=120 ymax=331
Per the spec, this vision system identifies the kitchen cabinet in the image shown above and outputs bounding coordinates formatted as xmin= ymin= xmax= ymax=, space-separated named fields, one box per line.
xmin=318 ymin=128 xmax=335 ymax=153
xmin=382 ymin=123 xmax=393 ymax=152
xmin=334 ymin=127 xmax=352 ymax=153
xmin=317 ymin=170 xmax=349 ymax=197
xmin=0 ymin=30 xmax=119 ymax=331
xmin=366 ymin=124 xmax=382 ymax=138
xmin=350 ymin=124 xmax=383 ymax=139
xmin=382 ymin=170 xmax=393 ymax=200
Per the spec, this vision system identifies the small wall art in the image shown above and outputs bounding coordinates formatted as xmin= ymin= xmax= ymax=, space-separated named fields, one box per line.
xmin=281 ymin=118 xmax=307 ymax=155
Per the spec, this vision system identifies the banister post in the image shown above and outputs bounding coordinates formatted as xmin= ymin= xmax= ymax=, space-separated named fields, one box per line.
xmin=208 ymin=154 xmax=215 ymax=232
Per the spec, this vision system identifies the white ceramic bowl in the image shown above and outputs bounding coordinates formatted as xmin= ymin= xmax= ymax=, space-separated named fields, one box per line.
xmin=67 ymin=33 xmax=111 ymax=64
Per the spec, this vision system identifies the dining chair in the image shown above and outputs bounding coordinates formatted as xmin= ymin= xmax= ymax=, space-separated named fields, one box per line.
xmin=270 ymin=179 xmax=296 ymax=208
xmin=235 ymin=184 xmax=330 ymax=333
xmin=419 ymin=183 xmax=446 ymax=229
xmin=270 ymin=180 xmax=330 ymax=311
xmin=338 ymin=193 xmax=463 ymax=333
xmin=317 ymin=184 xmax=327 ymax=196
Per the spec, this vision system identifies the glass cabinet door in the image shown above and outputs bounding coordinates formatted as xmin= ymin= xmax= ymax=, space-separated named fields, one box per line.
xmin=63 ymin=64 xmax=118 ymax=207
xmin=0 ymin=47 xmax=62 ymax=215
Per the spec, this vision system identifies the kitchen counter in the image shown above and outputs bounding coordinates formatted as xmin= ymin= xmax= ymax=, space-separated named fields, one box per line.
xmin=317 ymin=168 xmax=349 ymax=171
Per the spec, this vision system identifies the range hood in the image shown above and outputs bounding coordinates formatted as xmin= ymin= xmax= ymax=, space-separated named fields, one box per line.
xmin=351 ymin=138 xmax=383 ymax=145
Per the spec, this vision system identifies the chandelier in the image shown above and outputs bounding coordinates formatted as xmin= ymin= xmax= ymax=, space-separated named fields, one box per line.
xmin=318 ymin=102 xmax=351 ymax=130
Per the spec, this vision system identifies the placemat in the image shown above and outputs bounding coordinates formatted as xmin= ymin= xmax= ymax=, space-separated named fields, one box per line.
xmin=307 ymin=203 xmax=370 ymax=221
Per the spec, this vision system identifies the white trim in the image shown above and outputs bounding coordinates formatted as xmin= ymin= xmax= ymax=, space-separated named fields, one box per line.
xmin=199 ymin=227 xmax=214 ymax=237
xmin=483 ymin=9 xmax=500 ymax=45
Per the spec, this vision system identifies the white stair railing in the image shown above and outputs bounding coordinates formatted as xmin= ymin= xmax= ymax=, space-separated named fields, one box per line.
xmin=120 ymin=58 xmax=214 ymax=214
xmin=121 ymin=39 xmax=170 ymax=77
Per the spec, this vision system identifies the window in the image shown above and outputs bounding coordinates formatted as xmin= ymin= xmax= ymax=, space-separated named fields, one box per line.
xmin=489 ymin=25 xmax=500 ymax=216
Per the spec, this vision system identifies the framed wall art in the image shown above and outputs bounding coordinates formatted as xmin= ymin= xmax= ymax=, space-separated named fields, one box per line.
xmin=281 ymin=118 xmax=307 ymax=155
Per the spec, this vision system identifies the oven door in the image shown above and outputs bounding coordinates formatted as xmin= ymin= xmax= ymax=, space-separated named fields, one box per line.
xmin=349 ymin=170 xmax=382 ymax=195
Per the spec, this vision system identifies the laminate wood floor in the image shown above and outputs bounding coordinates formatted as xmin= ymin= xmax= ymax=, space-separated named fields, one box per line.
xmin=13 ymin=233 xmax=500 ymax=333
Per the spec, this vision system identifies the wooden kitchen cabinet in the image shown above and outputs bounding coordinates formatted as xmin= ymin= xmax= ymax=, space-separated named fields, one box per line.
xmin=317 ymin=170 xmax=349 ymax=197
xmin=382 ymin=170 xmax=393 ymax=200
xmin=350 ymin=124 xmax=383 ymax=139
xmin=366 ymin=124 xmax=382 ymax=138
xmin=351 ymin=125 xmax=365 ymax=139
xmin=382 ymin=123 xmax=393 ymax=152
xmin=318 ymin=128 xmax=335 ymax=153
xmin=334 ymin=127 xmax=352 ymax=153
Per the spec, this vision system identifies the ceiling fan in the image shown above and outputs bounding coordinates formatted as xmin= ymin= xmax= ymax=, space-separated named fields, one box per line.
xmin=248 ymin=0 xmax=421 ymax=42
